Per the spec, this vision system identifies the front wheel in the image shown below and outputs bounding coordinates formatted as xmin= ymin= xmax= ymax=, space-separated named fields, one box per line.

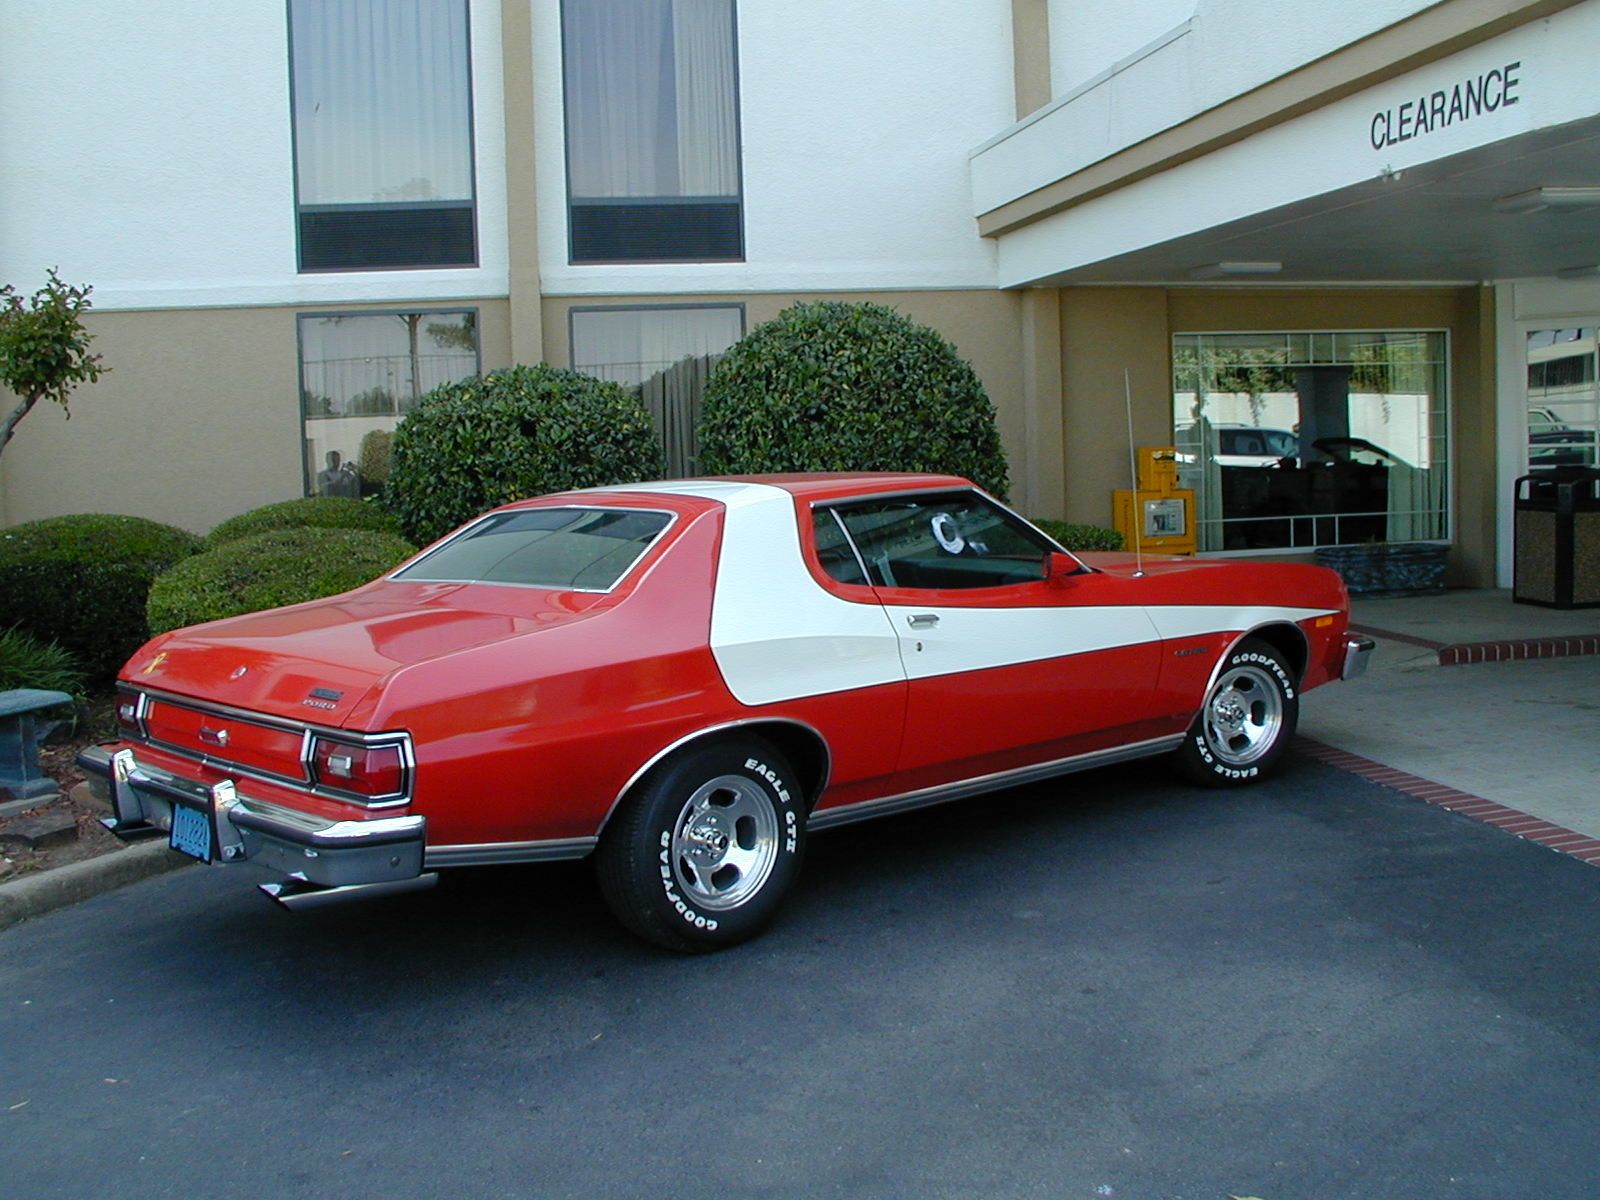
xmin=1174 ymin=638 xmax=1299 ymax=786
xmin=596 ymin=737 xmax=806 ymax=952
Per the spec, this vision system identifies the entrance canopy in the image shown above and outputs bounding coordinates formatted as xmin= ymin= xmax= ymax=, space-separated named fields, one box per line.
xmin=973 ymin=2 xmax=1600 ymax=287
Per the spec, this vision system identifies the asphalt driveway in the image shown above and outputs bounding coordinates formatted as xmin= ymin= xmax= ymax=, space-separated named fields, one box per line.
xmin=2 ymin=754 xmax=1597 ymax=1200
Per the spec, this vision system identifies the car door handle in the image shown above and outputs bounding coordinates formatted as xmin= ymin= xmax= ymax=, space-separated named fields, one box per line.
xmin=906 ymin=613 xmax=940 ymax=629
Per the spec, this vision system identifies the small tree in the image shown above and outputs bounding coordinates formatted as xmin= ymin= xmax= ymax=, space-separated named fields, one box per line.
xmin=0 ymin=270 xmax=107 ymax=459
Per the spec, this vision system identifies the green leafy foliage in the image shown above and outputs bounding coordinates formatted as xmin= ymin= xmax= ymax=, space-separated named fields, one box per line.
xmin=385 ymin=364 xmax=664 ymax=545
xmin=205 ymin=496 xmax=403 ymax=549
xmin=1031 ymin=519 xmax=1125 ymax=552
xmin=0 ymin=270 xmax=107 ymax=457
xmin=358 ymin=428 xmax=394 ymax=487
xmin=697 ymin=302 xmax=1010 ymax=498
xmin=0 ymin=514 xmax=202 ymax=678
xmin=0 ymin=626 xmax=86 ymax=698
xmin=147 ymin=527 xmax=417 ymax=635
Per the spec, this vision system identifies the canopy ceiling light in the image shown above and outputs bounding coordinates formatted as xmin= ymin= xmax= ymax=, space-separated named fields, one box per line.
xmin=1493 ymin=186 xmax=1600 ymax=214
xmin=1188 ymin=261 xmax=1283 ymax=280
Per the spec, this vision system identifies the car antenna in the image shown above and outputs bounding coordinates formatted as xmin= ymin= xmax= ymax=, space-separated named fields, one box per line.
xmin=1123 ymin=367 xmax=1145 ymax=577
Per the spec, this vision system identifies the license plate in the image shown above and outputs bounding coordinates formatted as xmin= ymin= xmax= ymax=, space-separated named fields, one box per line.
xmin=169 ymin=803 xmax=214 ymax=863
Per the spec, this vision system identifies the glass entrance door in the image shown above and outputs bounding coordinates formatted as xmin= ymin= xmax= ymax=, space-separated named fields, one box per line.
xmin=1526 ymin=328 xmax=1600 ymax=470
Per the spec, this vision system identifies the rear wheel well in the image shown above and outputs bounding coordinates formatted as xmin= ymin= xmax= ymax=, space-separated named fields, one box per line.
xmin=608 ymin=721 xmax=832 ymax=832
xmin=1244 ymin=623 xmax=1309 ymax=686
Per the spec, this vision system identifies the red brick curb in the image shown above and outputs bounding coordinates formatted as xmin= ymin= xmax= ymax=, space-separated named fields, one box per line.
xmin=1437 ymin=634 xmax=1600 ymax=665
xmin=1294 ymin=736 xmax=1600 ymax=867
xmin=1349 ymin=624 xmax=1600 ymax=667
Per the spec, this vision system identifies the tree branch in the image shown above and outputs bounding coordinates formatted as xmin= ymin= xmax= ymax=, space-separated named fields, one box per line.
xmin=0 ymin=391 xmax=39 ymax=453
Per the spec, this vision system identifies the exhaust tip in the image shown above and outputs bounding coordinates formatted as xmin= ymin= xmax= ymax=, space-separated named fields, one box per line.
xmin=259 ymin=873 xmax=439 ymax=911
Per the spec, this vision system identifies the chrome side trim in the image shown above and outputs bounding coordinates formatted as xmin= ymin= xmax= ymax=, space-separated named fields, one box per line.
xmin=599 ymin=717 xmax=834 ymax=831
xmin=425 ymin=838 xmax=598 ymax=867
xmin=806 ymin=734 xmax=1186 ymax=831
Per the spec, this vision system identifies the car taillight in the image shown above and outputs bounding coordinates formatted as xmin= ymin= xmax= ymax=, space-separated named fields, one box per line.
xmin=310 ymin=736 xmax=408 ymax=800
xmin=116 ymin=691 xmax=147 ymax=739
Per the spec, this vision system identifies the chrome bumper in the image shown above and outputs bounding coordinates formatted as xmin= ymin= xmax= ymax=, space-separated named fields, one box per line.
xmin=77 ymin=744 xmax=428 ymax=892
xmin=1341 ymin=633 xmax=1376 ymax=681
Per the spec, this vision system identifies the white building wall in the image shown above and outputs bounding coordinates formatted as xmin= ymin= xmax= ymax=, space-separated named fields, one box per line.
xmin=0 ymin=0 xmax=509 ymax=312
xmin=533 ymin=0 xmax=1014 ymax=297
xmin=982 ymin=0 xmax=1439 ymax=215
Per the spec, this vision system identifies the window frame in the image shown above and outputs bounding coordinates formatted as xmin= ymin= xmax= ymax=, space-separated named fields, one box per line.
xmin=285 ymin=0 xmax=480 ymax=274
xmin=1171 ymin=327 xmax=1454 ymax=555
xmin=295 ymin=305 xmax=482 ymax=498
xmin=804 ymin=489 xmax=1069 ymax=601
xmin=558 ymin=0 xmax=747 ymax=265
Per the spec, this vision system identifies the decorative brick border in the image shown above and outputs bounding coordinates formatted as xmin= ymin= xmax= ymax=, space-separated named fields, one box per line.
xmin=1350 ymin=624 xmax=1600 ymax=667
xmin=1295 ymin=736 xmax=1600 ymax=867
xmin=1437 ymin=634 xmax=1600 ymax=665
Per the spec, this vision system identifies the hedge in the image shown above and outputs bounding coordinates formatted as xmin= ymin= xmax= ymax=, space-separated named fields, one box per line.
xmin=147 ymin=527 xmax=417 ymax=634
xmin=1032 ymin=519 xmax=1125 ymax=552
xmin=0 ymin=514 xmax=202 ymax=678
xmin=205 ymin=496 xmax=403 ymax=549
xmin=385 ymin=365 xmax=664 ymax=545
xmin=697 ymin=302 xmax=1010 ymax=498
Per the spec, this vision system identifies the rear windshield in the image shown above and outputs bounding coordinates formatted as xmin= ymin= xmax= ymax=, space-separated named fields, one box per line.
xmin=393 ymin=507 xmax=673 ymax=591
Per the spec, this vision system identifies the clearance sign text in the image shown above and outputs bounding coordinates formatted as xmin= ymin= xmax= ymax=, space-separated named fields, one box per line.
xmin=1369 ymin=61 xmax=1521 ymax=150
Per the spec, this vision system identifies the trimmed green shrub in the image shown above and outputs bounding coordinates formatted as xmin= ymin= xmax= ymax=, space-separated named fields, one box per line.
xmin=147 ymin=527 xmax=417 ymax=634
xmin=1032 ymin=519 xmax=1124 ymax=552
xmin=0 ymin=626 xmax=85 ymax=698
xmin=385 ymin=365 xmax=665 ymax=545
xmin=697 ymin=301 xmax=1010 ymax=498
xmin=205 ymin=496 xmax=403 ymax=549
xmin=358 ymin=428 xmax=394 ymax=489
xmin=0 ymin=514 xmax=202 ymax=678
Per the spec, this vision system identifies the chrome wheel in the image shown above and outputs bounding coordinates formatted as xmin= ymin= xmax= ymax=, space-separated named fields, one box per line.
xmin=669 ymin=774 xmax=781 ymax=912
xmin=1202 ymin=663 xmax=1285 ymax=767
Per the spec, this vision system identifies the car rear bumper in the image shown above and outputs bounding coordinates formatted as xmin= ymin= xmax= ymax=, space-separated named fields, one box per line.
xmin=77 ymin=744 xmax=427 ymax=890
xmin=1341 ymin=634 xmax=1376 ymax=681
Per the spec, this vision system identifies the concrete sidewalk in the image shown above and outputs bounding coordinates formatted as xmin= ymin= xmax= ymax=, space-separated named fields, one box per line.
xmin=1300 ymin=588 xmax=1600 ymax=842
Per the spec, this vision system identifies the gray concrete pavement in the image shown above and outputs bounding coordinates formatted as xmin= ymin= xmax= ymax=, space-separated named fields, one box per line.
xmin=1300 ymin=589 xmax=1600 ymax=837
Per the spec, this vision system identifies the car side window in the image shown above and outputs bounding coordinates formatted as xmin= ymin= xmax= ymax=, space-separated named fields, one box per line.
xmin=824 ymin=492 xmax=1053 ymax=590
xmin=811 ymin=509 xmax=870 ymax=585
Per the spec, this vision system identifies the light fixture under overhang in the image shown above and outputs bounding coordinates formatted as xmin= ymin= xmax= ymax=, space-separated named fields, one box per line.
xmin=1493 ymin=186 xmax=1600 ymax=214
xmin=1188 ymin=261 xmax=1283 ymax=280
xmin=1556 ymin=264 xmax=1600 ymax=280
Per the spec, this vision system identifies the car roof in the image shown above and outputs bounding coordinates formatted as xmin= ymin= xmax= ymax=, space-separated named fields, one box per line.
xmin=569 ymin=472 xmax=978 ymax=505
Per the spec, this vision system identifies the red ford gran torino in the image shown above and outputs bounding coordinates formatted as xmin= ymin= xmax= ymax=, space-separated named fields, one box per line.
xmin=80 ymin=474 xmax=1372 ymax=950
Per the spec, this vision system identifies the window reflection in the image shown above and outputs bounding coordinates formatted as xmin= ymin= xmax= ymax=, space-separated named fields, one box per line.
xmin=1172 ymin=332 xmax=1449 ymax=551
xmin=298 ymin=310 xmax=479 ymax=498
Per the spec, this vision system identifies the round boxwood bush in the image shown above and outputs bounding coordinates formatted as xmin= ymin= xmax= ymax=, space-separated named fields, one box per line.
xmin=0 ymin=514 xmax=202 ymax=678
xmin=147 ymin=527 xmax=417 ymax=634
xmin=385 ymin=365 xmax=665 ymax=545
xmin=205 ymin=496 xmax=403 ymax=549
xmin=697 ymin=302 xmax=1011 ymax=498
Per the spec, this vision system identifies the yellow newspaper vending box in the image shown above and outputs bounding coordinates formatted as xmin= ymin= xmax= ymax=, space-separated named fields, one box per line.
xmin=1112 ymin=447 xmax=1196 ymax=555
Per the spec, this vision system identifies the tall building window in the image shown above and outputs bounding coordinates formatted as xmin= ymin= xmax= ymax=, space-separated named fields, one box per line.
xmin=289 ymin=0 xmax=477 ymax=271
xmin=1172 ymin=332 xmax=1450 ymax=551
xmin=571 ymin=305 xmax=744 ymax=475
xmin=298 ymin=310 xmax=479 ymax=497
xmin=561 ymin=0 xmax=743 ymax=263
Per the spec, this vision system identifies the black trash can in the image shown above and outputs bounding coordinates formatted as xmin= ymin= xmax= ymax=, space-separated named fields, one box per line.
xmin=1513 ymin=467 xmax=1600 ymax=608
